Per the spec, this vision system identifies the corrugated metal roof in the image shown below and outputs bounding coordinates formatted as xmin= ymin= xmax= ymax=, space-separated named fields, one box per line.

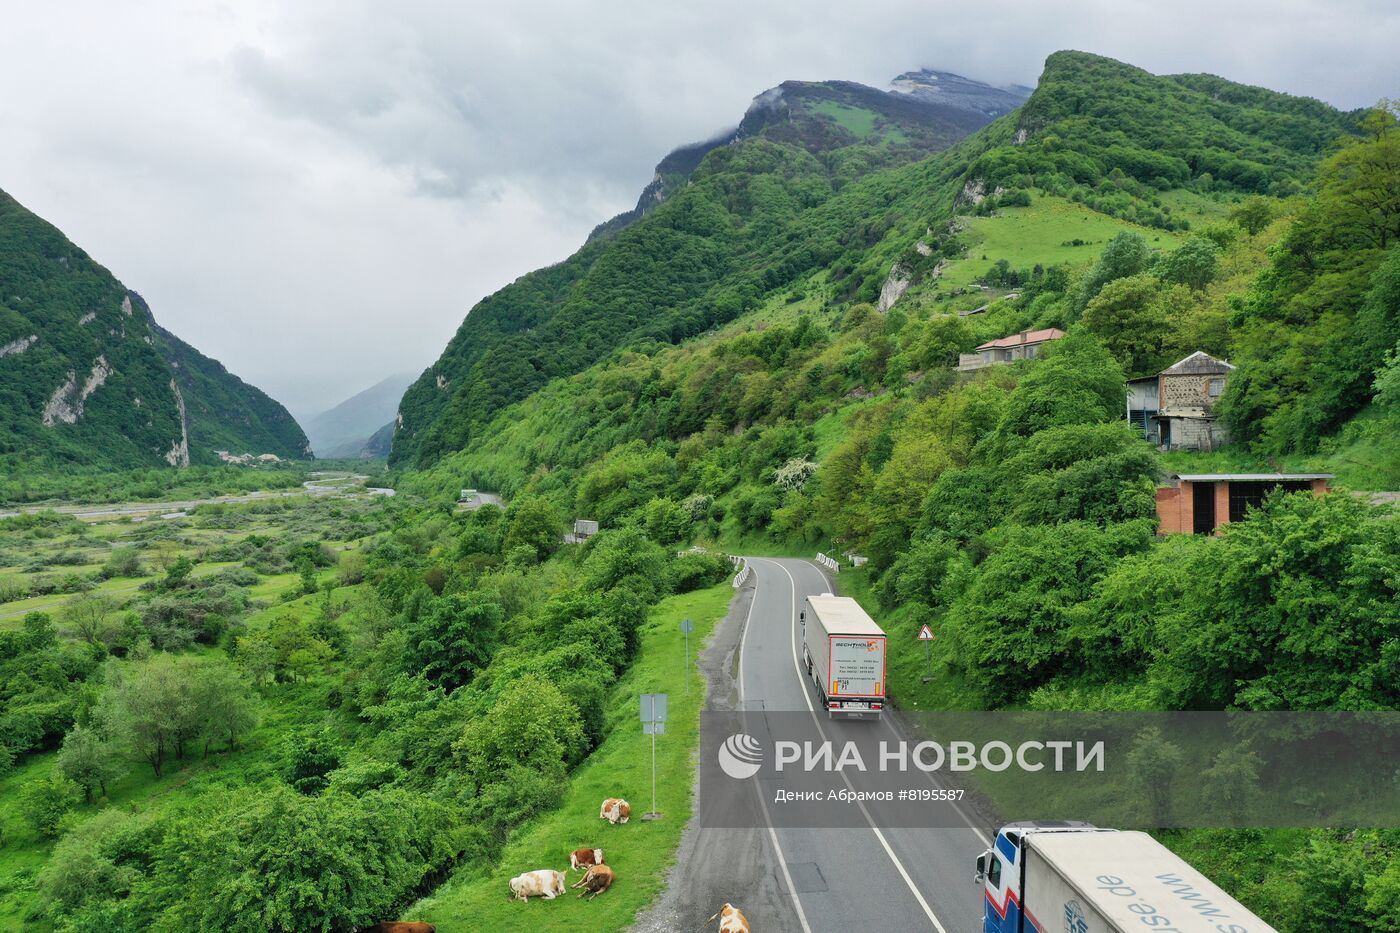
xmin=1173 ymin=473 xmax=1333 ymax=482
xmin=975 ymin=327 xmax=1066 ymax=351
xmin=1160 ymin=350 xmax=1234 ymax=376
xmin=805 ymin=594 xmax=885 ymax=636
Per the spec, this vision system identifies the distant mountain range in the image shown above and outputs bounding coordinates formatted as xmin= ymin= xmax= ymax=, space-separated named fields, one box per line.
xmin=0 ymin=189 xmax=309 ymax=469
xmin=888 ymin=68 xmax=1032 ymax=117
xmin=301 ymin=373 xmax=414 ymax=459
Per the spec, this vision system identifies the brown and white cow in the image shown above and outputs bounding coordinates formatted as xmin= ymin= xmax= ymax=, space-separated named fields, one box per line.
xmin=360 ymin=924 xmax=435 ymax=933
xmin=508 ymin=869 xmax=566 ymax=902
xmin=707 ymin=903 xmax=751 ymax=933
xmin=570 ymin=847 xmax=604 ymax=872
xmin=599 ymin=797 xmax=631 ymax=824
xmin=571 ymin=863 xmax=616 ymax=900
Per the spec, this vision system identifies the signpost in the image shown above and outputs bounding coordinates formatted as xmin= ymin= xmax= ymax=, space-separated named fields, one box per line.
xmin=917 ymin=624 xmax=936 ymax=683
xmin=640 ymin=693 xmax=668 ymax=820
xmin=680 ymin=617 xmax=694 ymax=676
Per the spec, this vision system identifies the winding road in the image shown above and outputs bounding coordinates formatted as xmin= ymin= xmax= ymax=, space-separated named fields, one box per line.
xmin=642 ymin=557 xmax=992 ymax=932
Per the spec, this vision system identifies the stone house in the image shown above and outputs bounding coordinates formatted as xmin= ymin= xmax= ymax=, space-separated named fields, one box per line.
xmin=1155 ymin=473 xmax=1332 ymax=535
xmin=958 ymin=328 xmax=1066 ymax=372
xmin=1153 ymin=351 xmax=1234 ymax=451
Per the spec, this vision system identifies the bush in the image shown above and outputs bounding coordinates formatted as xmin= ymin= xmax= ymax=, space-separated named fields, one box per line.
xmin=20 ymin=772 xmax=83 ymax=838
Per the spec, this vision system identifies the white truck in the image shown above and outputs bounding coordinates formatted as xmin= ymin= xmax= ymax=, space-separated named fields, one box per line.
xmin=975 ymin=822 xmax=1276 ymax=933
xmin=800 ymin=593 xmax=887 ymax=717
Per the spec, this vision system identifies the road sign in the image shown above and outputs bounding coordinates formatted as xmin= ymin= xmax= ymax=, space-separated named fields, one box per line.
xmin=640 ymin=693 xmax=669 ymax=821
xmin=917 ymin=624 xmax=936 ymax=641
xmin=641 ymin=693 xmax=668 ymax=724
xmin=679 ymin=618 xmax=694 ymax=634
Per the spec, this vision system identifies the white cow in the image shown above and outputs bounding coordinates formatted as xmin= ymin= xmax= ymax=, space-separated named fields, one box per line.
xmin=509 ymin=869 xmax=566 ymax=902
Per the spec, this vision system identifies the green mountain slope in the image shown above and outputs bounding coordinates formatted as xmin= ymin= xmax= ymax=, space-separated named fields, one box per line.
xmin=390 ymin=75 xmax=999 ymax=467
xmin=392 ymin=52 xmax=1358 ymax=469
xmin=0 ymin=189 xmax=309 ymax=469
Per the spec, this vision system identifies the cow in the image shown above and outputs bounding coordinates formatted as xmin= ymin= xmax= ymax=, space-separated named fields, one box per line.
xmin=707 ymin=903 xmax=751 ymax=933
xmin=599 ymin=797 xmax=631 ymax=824
xmin=360 ymin=924 xmax=435 ymax=933
xmin=571 ymin=863 xmax=615 ymax=900
xmin=570 ymin=847 xmax=605 ymax=872
xmin=508 ymin=869 xmax=567 ymax=902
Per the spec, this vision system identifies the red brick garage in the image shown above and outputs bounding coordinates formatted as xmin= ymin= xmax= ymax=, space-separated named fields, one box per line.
xmin=1155 ymin=473 xmax=1333 ymax=535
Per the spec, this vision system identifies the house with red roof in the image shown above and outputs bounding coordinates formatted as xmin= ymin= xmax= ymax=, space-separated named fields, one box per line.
xmin=958 ymin=327 xmax=1066 ymax=373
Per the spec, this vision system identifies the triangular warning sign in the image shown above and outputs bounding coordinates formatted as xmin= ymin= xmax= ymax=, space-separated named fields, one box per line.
xmin=917 ymin=624 xmax=935 ymax=641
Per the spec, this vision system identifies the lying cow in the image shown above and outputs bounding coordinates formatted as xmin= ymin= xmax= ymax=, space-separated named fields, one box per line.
xmin=571 ymin=863 xmax=615 ymax=900
xmin=570 ymin=847 xmax=605 ymax=872
xmin=508 ymin=869 xmax=566 ymax=902
xmin=708 ymin=903 xmax=751 ymax=933
xmin=599 ymin=797 xmax=631 ymax=824
xmin=360 ymin=924 xmax=435 ymax=933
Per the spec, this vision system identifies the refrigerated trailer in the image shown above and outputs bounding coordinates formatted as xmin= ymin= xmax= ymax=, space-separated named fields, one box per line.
xmin=976 ymin=822 xmax=1276 ymax=933
xmin=800 ymin=593 xmax=886 ymax=717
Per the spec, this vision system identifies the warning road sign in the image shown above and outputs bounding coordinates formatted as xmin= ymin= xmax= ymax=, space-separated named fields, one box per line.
xmin=917 ymin=624 xmax=935 ymax=641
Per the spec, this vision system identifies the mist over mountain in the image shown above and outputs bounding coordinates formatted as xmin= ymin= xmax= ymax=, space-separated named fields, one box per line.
xmin=302 ymin=372 xmax=415 ymax=459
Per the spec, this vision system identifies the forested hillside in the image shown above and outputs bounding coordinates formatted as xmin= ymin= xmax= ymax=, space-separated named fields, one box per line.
xmin=391 ymin=52 xmax=1359 ymax=469
xmin=0 ymin=189 xmax=309 ymax=470
xmin=388 ymin=52 xmax=1400 ymax=928
xmin=390 ymin=72 xmax=1004 ymax=467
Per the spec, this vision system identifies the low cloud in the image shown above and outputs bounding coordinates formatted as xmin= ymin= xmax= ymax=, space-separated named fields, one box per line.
xmin=0 ymin=0 xmax=1393 ymax=414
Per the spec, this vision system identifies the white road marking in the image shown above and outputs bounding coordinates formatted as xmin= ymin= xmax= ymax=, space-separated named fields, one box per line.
xmin=752 ymin=558 xmax=949 ymax=933
xmin=735 ymin=559 xmax=815 ymax=933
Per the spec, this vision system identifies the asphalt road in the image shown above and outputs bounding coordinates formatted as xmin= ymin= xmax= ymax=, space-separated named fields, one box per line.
xmin=635 ymin=557 xmax=992 ymax=933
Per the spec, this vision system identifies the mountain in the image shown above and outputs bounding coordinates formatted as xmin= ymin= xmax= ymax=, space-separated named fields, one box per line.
xmin=302 ymin=372 xmax=415 ymax=458
xmin=392 ymin=53 xmax=1358 ymax=469
xmin=0 ymin=189 xmax=309 ymax=469
xmin=588 ymin=71 xmax=1009 ymax=242
xmin=889 ymin=68 xmax=1032 ymax=117
xmin=393 ymin=70 xmax=1005 ymax=467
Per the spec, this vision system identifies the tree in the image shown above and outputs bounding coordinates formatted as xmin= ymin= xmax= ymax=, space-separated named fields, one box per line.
xmin=1229 ymin=196 xmax=1275 ymax=235
xmin=990 ymin=332 xmax=1128 ymax=444
xmin=642 ymin=497 xmax=690 ymax=545
xmin=283 ymin=731 xmax=344 ymax=795
xmin=192 ymin=663 xmax=258 ymax=755
xmin=453 ymin=674 xmax=586 ymax=784
xmin=1154 ymin=236 xmax=1220 ymax=291
xmin=164 ymin=556 xmax=194 ymax=586
xmin=1316 ymin=101 xmax=1400 ymax=249
xmin=61 ymin=593 xmax=118 ymax=648
xmin=58 ymin=724 xmax=124 ymax=802
xmin=20 ymin=772 xmax=82 ymax=838
xmin=1076 ymin=232 xmax=1150 ymax=311
xmin=1080 ymin=273 xmax=1173 ymax=376
xmin=97 ymin=654 xmax=200 ymax=777
xmin=403 ymin=591 xmax=502 ymax=690
xmin=502 ymin=495 xmax=564 ymax=563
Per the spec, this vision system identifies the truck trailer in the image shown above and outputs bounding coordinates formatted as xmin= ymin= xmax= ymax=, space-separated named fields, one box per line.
xmin=976 ymin=822 xmax=1276 ymax=933
xmin=800 ymin=593 xmax=887 ymax=717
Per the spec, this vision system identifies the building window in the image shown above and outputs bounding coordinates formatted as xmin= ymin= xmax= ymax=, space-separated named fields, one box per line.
xmin=1228 ymin=481 xmax=1311 ymax=523
xmin=1207 ymin=377 xmax=1224 ymax=398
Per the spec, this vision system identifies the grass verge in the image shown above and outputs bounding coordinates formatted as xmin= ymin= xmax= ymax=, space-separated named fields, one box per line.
xmin=412 ymin=582 xmax=735 ymax=930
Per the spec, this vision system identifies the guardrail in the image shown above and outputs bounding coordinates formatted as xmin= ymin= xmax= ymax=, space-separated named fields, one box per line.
xmin=814 ymin=552 xmax=841 ymax=574
xmin=731 ymin=557 xmax=751 ymax=588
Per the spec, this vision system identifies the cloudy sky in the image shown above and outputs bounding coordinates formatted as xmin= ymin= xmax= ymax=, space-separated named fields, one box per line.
xmin=1 ymin=1 xmax=1395 ymax=416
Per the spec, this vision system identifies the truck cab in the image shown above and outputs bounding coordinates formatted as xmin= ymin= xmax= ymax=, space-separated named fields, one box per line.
xmin=974 ymin=821 xmax=1102 ymax=933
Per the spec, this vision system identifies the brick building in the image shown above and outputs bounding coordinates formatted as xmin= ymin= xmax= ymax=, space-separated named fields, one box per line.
xmin=1155 ymin=473 xmax=1333 ymax=535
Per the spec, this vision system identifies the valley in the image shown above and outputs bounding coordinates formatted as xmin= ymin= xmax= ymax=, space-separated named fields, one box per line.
xmin=0 ymin=42 xmax=1397 ymax=933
